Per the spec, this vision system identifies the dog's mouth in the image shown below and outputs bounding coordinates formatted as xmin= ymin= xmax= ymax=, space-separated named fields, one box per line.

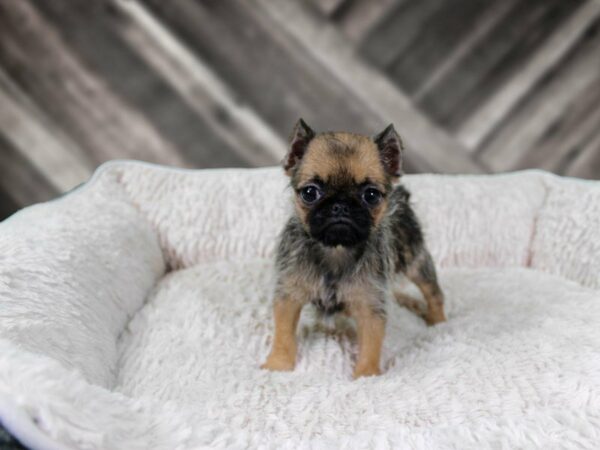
xmin=314 ymin=219 xmax=368 ymax=247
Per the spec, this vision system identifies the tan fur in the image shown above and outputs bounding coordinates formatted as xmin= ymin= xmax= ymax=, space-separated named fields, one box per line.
xmin=348 ymin=300 xmax=386 ymax=379
xmin=340 ymin=282 xmax=386 ymax=378
xmin=297 ymin=133 xmax=388 ymax=188
xmin=415 ymin=281 xmax=446 ymax=325
xmin=405 ymin=253 xmax=447 ymax=325
xmin=261 ymin=298 xmax=304 ymax=371
xmin=370 ymin=198 xmax=388 ymax=227
xmin=394 ymin=289 xmax=445 ymax=326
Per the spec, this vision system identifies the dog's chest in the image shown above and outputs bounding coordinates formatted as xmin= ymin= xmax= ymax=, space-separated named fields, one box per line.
xmin=311 ymin=246 xmax=356 ymax=313
xmin=312 ymin=271 xmax=346 ymax=315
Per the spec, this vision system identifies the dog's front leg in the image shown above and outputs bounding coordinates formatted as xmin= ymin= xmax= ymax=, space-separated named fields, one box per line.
xmin=350 ymin=301 xmax=386 ymax=379
xmin=261 ymin=297 xmax=304 ymax=372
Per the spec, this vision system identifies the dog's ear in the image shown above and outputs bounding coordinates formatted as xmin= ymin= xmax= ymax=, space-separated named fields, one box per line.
xmin=284 ymin=118 xmax=315 ymax=175
xmin=373 ymin=124 xmax=403 ymax=178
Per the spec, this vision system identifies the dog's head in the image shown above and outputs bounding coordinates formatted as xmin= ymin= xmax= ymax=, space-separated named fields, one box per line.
xmin=283 ymin=119 xmax=403 ymax=248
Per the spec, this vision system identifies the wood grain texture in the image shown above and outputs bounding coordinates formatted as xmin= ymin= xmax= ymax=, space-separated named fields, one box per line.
xmin=142 ymin=0 xmax=382 ymax=139
xmin=31 ymin=0 xmax=248 ymax=168
xmin=0 ymin=0 xmax=185 ymax=167
xmin=112 ymin=0 xmax=285 ymax=166
xmin=479 ymin=18 xmax=600 ymax=172
xmin=0 ymin=132 xmax=59 ymax=211
xmin=0 ymin=0 xmax=598 ymax=222
xmin=411 ymin=0 xmax=517 ymax=103
xmin=255 ymin=0 xmax=484 ymax=174
xmin=0 ymin=68 xmax=92 ymax=193
xmin=417 ymin=0 xmax=583 ymax=129
xmin=387 ymin=0 xmax=492 ymax=95
xmin=335 ymin=0 xmax=402 ymax=43
xmin=360 ymin=0 xmax=444 ymax=69
xmin=458 ymin=0 xmax=600 ymax=150
xmin=511 ymin=61 xmax=600 ymax=175
xmin=307 ymin=0 xmax=349 ymax=18
xmin=565 ymin=131 xmax=600 ymax=178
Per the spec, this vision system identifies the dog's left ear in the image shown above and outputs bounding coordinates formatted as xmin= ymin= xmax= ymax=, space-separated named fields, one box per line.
xmin=373 ymin=124 xmax=403 ymax=178
xmin=284 ymin=118 xmax=315 ymax=176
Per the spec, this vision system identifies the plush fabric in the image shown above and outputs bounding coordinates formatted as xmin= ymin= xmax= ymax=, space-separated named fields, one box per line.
xmin=0 ymin=162 xmax=598 ymax=449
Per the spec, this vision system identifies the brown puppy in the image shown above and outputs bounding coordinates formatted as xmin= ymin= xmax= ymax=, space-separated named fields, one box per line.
xmin=261 ymin=120 xmax=446 ymax=379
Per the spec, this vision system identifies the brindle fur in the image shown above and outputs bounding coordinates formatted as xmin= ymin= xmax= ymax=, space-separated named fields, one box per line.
xmin=261 ymin=120 xmax=446 ymax=378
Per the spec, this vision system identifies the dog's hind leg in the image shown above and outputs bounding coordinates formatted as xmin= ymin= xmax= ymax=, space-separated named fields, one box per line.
xmin=402 ymin=248 xmax=446 ymax=325
xmin=393 ymin=290 xmax=427 ymax=318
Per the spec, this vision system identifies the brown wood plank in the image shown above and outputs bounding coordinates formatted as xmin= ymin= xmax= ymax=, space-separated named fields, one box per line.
xmin=252 ymin=0 xmax=484 ymax=174
xmin=458 ymin=0 xmax=600 ymax=151
xmin=30 ymin=0 xmax=250 ymax=168
xmin=477 ymin=20 xmax=600 ymax=173
xmin=417 ymin=0 xmax=584 ymax=129
xmin=0 ymin=0 xmax=184 ymax=167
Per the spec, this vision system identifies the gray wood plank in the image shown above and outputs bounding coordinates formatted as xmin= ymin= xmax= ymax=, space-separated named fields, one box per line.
xmin=412 ymin=0 xmax=516 ymax=104
xmin=520 ymin=78 xmax=600 ymax=176
xmin=0 ymin=0 xmax=591 ymax=183
xmin=387 ymin=0 xmax=492 ymax=95
xmin=112 ymin=0 xmax=285 ymax=166
xmin=0 ymin=132 xmax=59 ymax=209
xmin=142 ymin=0 xmax=379 ymax=140
xmin=359 ymin=0 xmax=444 ymax=69
xmin=0 ymin=187 xmax=20 ymax=221
xmin=564 ymin=130 xmax=600 ymax=179
xmin=0 ymin=68 xmax=93 ymax=192
xmin=0 ymin=0 xmax=184 ymax=167
xmin=335 ymin=0 xmax=403 ymax=43
xmin=253 ymin=0 xmax=484 ymax=174
xmin=478 ymin=21 xmax=600 ymax=173
xmin=306 ymin=0 xmax=349 ymax=18
xmin=31 ymin=0 xmax=250 ymax=168
xmin=458 ymin=0 xmax=600 ymax=151
xmin=417 ymin=0 xmax=583 ymax=129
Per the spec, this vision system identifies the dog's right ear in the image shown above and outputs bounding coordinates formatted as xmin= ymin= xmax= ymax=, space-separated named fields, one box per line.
xmin=283 ymin=118 xmax=315 ymax=176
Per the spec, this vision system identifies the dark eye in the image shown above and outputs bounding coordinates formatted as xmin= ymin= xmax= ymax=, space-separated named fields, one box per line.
xmin=362 ymin=188 xmax=382 ymax=206
xmin=300 ymin=185 xmax=322 ymax=204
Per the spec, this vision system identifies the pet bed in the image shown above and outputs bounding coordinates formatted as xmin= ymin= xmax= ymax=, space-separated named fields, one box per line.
xmin=0 ymin=162 xmax=599 ymax=449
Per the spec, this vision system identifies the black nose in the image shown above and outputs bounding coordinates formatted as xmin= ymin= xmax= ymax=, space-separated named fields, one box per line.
xmin=331 ymin=203 xmax=350 ymax=216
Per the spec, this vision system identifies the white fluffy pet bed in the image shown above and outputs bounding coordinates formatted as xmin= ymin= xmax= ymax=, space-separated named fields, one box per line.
xmin=1 ymin=162 xmax=599 ymax=449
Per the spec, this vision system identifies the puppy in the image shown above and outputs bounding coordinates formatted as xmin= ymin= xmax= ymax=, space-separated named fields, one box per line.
xmin=261 ymin=119 xmax=446 ymax=379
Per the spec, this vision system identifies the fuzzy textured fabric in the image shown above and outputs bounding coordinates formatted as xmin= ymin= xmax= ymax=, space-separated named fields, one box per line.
xmin=0 ymin=162 xmax=599 ymax=449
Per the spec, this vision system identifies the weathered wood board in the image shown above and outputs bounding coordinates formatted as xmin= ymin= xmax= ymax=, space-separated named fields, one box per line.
xmin=0 ymin=0 xmax=598 ymax=221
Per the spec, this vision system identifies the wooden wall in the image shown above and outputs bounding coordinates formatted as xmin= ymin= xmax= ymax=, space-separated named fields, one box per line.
xmin=0 ymin=0 xmax=599 ymax=220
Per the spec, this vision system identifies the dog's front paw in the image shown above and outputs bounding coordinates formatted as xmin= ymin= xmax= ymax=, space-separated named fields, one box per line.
xmin=352 ymin=364 xmax=381 ymax=379
xmin=260 ymin=353 xmax=296 ymax=372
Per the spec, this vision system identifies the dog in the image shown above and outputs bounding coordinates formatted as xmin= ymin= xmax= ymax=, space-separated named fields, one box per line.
xmin=261 ymin=119 xmax=446 ymax=379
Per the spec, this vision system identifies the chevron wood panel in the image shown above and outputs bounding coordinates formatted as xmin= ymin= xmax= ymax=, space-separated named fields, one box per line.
xmin=0 ymin=0 xmax=598 ymax=222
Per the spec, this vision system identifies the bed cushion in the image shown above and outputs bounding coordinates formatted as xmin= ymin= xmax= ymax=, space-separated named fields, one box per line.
xmin=0 ymin=162 xmax=598 ymax=449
